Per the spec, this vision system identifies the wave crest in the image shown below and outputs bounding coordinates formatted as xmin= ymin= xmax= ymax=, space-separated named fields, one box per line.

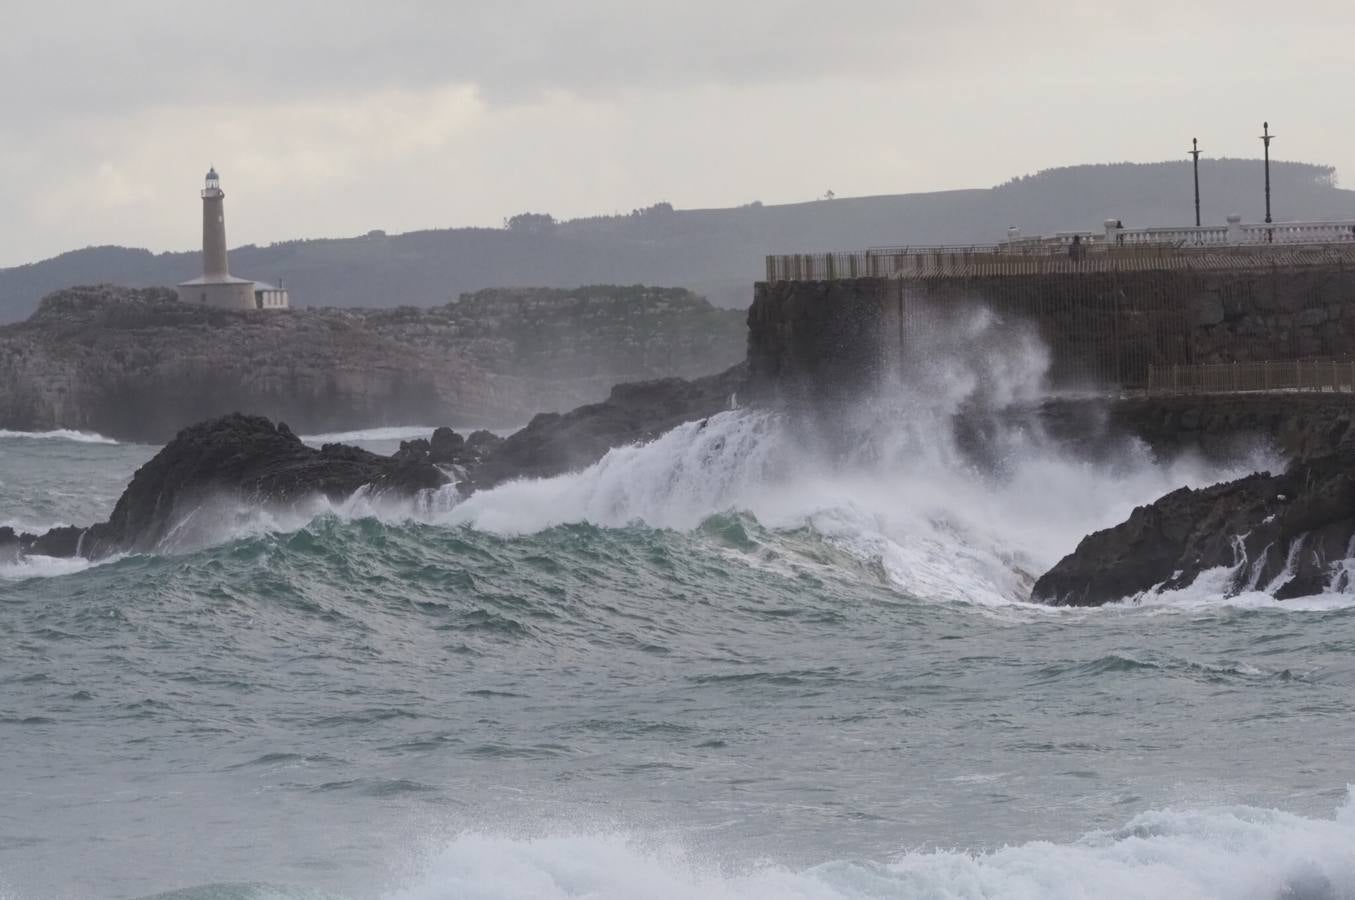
xmin=0 ymin=428 xmax=118 ymax=444
xmin=375 ymin=792 xmax=1355 ymax=900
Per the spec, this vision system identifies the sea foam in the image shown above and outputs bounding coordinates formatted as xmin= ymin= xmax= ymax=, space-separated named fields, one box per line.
xmin=382 ymin=793 xmax=1355 ymax=900
xmin=0 ymin=553 xmax=119 ymax=581
xmin=0 ymin=428 xmax=118 ymax=444
xmin=300 ymin=426 xmax=452 ymax=445
xmin=4 ymin=305 xmax=1300 ymax=609
xmin=423 ymin=305 xmax=1275 ymax=606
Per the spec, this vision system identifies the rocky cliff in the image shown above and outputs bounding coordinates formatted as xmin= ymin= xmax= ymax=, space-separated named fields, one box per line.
xmin=1031 ymin=449 xmax=1355 ymax=606
xmin=0 ymin=284 xmax=745 ymax=441
xmin=1026 ymin=392 xmax=1355 ymax=605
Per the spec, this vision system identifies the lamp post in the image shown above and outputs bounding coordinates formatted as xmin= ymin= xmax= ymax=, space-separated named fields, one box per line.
xmin=1189 ymin=137 xmax=1202 ymax=227
xmin=1260 ymin=121 xmax=1275 ymax=240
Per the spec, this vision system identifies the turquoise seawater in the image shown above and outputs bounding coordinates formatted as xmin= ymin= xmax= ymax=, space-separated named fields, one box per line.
xmin=3 ymin=412 xmax=1355 ymax=900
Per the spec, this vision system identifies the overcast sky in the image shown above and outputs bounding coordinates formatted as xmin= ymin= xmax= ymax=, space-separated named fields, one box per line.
xmin=2 ymin=0 xmax=1351 ymax=267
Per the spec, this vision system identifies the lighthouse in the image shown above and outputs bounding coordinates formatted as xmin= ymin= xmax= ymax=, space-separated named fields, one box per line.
xmin=176 ymin=167 xmax=289 ymax=310
xmin=201 ymin=167 xmax=229 ymax=278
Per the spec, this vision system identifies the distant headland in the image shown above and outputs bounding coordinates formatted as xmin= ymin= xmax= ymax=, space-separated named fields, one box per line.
xmin=3 ymin=159 xmax=1352 ymax=323
xmin=0 ymin=284 xmax=745 ymax=442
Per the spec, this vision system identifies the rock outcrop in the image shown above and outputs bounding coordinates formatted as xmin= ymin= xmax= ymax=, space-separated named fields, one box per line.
xmin=0 ymin=414 xmax=450 ymax=559
xmin=467 ymin=363 xmax=746 ymax=489
xmin=1031 ymin=449 xmax=1355 ymax=606
xmin=0 ymin=284 xmax=746 ymax=442
xmin=2 ymin=365 xmax=749 ymax=562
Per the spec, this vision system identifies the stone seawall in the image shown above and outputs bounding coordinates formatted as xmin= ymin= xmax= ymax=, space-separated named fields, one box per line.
xmin=749 ymin=261 xmax=1355 ymax=397
xmin=746 ymin=278 xmax=890 ymax=406
xmin=1189 ymin=265 xmax=1355 ymax=362
xmin=1037 ymin=393 xmax=1355 ymax=463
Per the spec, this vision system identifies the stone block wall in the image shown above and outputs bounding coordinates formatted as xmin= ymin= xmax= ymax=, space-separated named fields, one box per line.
xmin=746 ymin=278 xmax=890 ymax=406
xmin=749 ymin=263 xmax=1355 ymax=395
xmin=1188 ymin=266 xmax=1355 ymax=363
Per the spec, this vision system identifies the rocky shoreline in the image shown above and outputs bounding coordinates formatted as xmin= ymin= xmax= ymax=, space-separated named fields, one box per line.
xmin=1 ymin=364 xmax=745 ymax=565
xmin=1024 ymin=393 xmax=1355 ymax=605
xmin=2 ymin=414 xmax=448 ymax=561
xmin=7 ymin=282 xmax=1355 ymax=605
xmin=1031 ymin=447 xmax=1355 ymax=606
xmin=0 ymin=285 xmax=745 ymax=442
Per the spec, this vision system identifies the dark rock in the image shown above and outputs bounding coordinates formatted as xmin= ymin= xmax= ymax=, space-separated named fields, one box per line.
xmin=394 ymin=438 xmax=431 ymax=462
xmin=9 ymin=362 xmax=752 ymax=563
xmin=29 ymin=525 xmax=86 ymax=558
xmin=464 ymin=430 xmax=502 ymax=460
xmin=429 ymin=427 xmax=465 ymax=464
xmin=0 ymin=526 xmax=19 ymax=563
xmin=468 ymin=363 xmax=747 ymax=489
xmin=21 ymin=413 xmax=450 ymax=560
xmin=1032 ymin=449 xmax=1355 ymax=606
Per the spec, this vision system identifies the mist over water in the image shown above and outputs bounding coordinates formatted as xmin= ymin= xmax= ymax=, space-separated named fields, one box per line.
xmin=3 ymin=307 xmax=1353 ymax=899
xmin=411 ymin=305 xmax=1276 ymax=605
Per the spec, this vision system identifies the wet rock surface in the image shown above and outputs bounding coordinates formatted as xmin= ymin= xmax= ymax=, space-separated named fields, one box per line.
xmin=1032 ymin=449 xmax=1355 ymax=606
xmin=5 ymin=414 xmax=450 ymax=559
xmin=465 ymin=363 xmax=747 ymax=490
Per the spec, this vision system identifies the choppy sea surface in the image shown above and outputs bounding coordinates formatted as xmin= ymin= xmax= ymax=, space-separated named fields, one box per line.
xmin=4 ymin=363 xmax=1355 ymax=899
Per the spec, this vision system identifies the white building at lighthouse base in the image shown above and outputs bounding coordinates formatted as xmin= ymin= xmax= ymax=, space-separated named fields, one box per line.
xmin=176 ymin=274 xmax=258 ymax=310
xmin=175 ymin=275 xmax=290 ymax=310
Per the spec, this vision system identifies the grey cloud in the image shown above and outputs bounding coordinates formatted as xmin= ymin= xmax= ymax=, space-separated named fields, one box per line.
xmin=2 ymin=0 xmax=1353 ymax=267
xmin=5 ymin=0 xmax=1024 ymax=121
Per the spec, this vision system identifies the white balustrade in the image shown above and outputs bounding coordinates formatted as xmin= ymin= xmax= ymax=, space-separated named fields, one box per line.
xmin=1096 ymin=217 xmax=1354 ymax=248
xmin=1239 ymin=221 xmax=1355 ymax=244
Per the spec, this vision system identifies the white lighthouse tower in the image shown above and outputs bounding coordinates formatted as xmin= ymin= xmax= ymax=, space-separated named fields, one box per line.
xmin=176 ymin=167 xmax=289 ymax=310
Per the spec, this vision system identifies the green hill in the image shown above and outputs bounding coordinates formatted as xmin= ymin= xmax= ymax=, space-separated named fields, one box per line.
xmin=2 ymin=159 xmax=1350 ymax=323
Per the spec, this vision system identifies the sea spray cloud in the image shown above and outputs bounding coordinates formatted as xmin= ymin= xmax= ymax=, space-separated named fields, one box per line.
xmin=31 ymin=303 xmax=1276 ymax=603
xmin=428 ymin=303 xmax=1272 ymax=604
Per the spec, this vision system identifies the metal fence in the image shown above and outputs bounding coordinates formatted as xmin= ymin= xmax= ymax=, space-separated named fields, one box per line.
xmin=764 ymin=244 xmax=1173 ymax=282
xmin=765 ymin=231 xmax=1355 ymax=283
xmin=1146 ymin=358 xmax=1355 ymax=395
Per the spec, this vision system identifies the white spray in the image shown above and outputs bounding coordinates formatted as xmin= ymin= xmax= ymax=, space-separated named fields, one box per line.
xmin=423 ymin=305 xmax=1273 ymax=605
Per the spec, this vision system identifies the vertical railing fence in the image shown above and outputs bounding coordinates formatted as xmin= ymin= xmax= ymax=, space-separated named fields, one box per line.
xmin=1146 ymin=359 xmax=1355 ymax=395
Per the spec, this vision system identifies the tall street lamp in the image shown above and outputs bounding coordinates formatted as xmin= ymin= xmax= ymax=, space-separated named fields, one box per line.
xmin=1260 ymin=121 xmax=1275 ymax=238
xmin=1189 ymin=138 xmax=1202 ymax=227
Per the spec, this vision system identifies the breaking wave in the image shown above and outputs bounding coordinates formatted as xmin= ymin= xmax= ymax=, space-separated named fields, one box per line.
xmin=0 ymin=428 xmax=118 ymax=444
xmin=0 ymin=306 xmax=1289 ymax=607
xmin=300 ymin=426 xmax=512 ymax=446
xmin=122 ymin=792 xmax=1355 ymax=900
xmin=426 ymin=407 xmax=1265 ymax=606
xmin=387 ymin=305 xmax=1272 ymax=606
xmin=0 ymin=552 xmax=118 ymax=581
xmin=1129 ymin=566 xmax=1355 ymax=612
xmin=32 ymin=398 xmax=1254 ymax=603
xmin=301 ymin=426 xmax=450 ymax=445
